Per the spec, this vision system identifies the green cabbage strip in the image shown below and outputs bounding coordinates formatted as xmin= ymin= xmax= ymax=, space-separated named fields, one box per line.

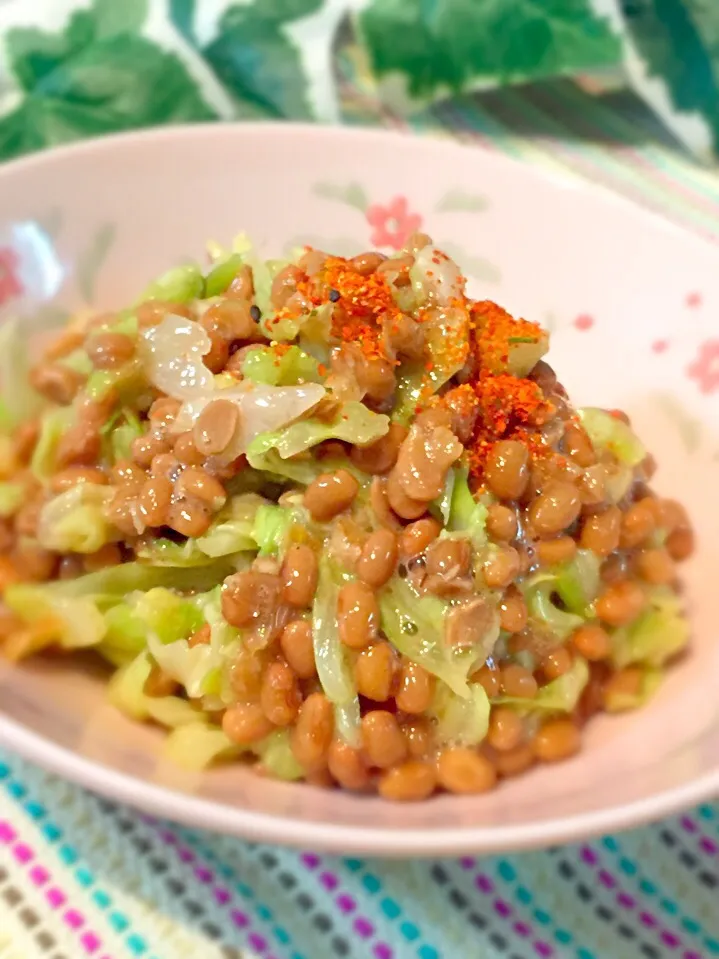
xmin=553 ymin=550 xmax=601 ymax=614
xmin=136 ymin=493 xmax=269 ymax=566
xmin=37 ymin=485 xmax=117 ymax=554
xmin=611 ymin=587 xmax=689 ymax=669
xmin=241 ymin=345 xmax=322 ymax=386
xmin=379 ymin=578 xmax=493 ymax=696
xmin=139 ymin=263 xmax=204 ymax=303
xmin=0 ymin=482 xmax=23 ymax=517
xmin=3 ymin=560 xmax=236 ymax=658
xmin=523 ymin=550 xmax=601 ymax=640
xmin=257 ymin=730 xmax=304 ymax=781
xmin=445 ymin=466 xmax=489 ymax=547
xmin=392 ymin=367 xmax=425 ymax=426
xmin=498 ymin=656 xmax=589 ymax=713
xmin=247 ymin=402 xmax=389 ymax=484
xmin=107 ymin=651 xmax=200 ymax=727
xmin=31 ymin=407 xmax=74 ymax=481
xmin=251 ymin=504 xmax=293 ymax=556
xmin=142 ymin=587 xmax=241 ymax=705
xmin=312 ymin=559 xmax=360 ymax=746
xmin=204 ymin=253 xmax=245 ymax=297
xmin=430 ymin=682 xmax=490 ymax=746
xmin=163 ymin=722 xmax=241 ymax=771
xmin=132 ymin=588 xmax=205 ymax=644
xmin=604 ymin=668 xmax=663 ymax=713
xmin=102 ymin=407 xmax=143 ymax=463
xmin=578 ymin=408 xmax=645 ymax=467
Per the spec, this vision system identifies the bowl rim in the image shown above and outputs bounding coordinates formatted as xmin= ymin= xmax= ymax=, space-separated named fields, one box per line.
xmin=0 ymin=121 xmax=717 ymax=855
xmin=3 ymin=711 xmax=717 ymax=856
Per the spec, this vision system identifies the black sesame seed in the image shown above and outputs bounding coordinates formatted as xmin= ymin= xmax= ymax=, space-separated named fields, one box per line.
xmin=250 ymin=305 xmax=261 ymax=321
xmin=328 ymin=289 xmax=341 ymax=302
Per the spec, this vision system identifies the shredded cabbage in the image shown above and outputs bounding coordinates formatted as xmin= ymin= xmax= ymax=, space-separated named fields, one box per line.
xmin=247 ymin=402 xmax=388 ymax=484
xmin=257 ymin=730 xmax=304 ymax=781
xmin=252 ymin=504 xmax=292 ymax=556
xmin=4 ymin=587 xmax=107 ymax=653
xmin=392 ymin=367 xmax=425 ymax=426
xmin=379 ymin=579 xmax=496 ymax=696
xmin=578 ymin=408 xmax=645 ymax=467
xmin=430 ymin=682 xmax=490 ymax=746
xmin=103 ymin=408 xmax=143 ymax=463
xmin=603 ymin=667 xmax=662 ymax=713
xmin=132 ymin=588 xmax=205 ymax=645
xmin=312 ymin=559 xmax=360 ymax=745
xmin=107 ymin=651 xmax=153 ymax=719
xmin=499 ymin=656 xmax=589 ymax=713
xmin=0 ymin=481 xmax=23 ymax=517
xmin=204 ymin=253 xmax=245 ymax=298
xmin=522 ymin=551 xmax=600 ymax=641
xmin=140 ymin=263 xmax=204 ymax=304
xmin=611 ymin=588 xmax=689 ymax=669
xmin=553 ymin=550 xmax=601 ymax=614
xmin=147 ymin=633 xmax=222 ymax=701
xmin=37 ymin=485 xmax=117 ymax=554
xmin=445 ymin=467 xmax=489 ymax=547
xmin=241 ymin=345 xmax=322 ymax=386
xmin=525 ymin=579 xmax=584 ymax=640
xmin=31 ymin=407 xmax=74 ymax=481
xmin=163 ymin=722 xmax=240 ymax=770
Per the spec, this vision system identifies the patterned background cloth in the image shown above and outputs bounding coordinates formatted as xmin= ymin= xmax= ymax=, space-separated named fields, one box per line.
xmin=1 ymin=4 xmax=719 ymax=958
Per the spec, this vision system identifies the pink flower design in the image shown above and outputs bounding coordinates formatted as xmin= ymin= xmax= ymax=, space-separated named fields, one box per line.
xmin=573 ymin=313 xmax=594 ymax=331
xmin=365 ymin=196 xmax=422 ymax=250
xmin=652 ymin=339 xmax=669 ymax=354
xmin=0 ymin=247 xmax=23 ymax=305
xmin=686 ymin=291 xmax=702 ymax=309
xmin=687 ymin=339 xmax=719 ymax=394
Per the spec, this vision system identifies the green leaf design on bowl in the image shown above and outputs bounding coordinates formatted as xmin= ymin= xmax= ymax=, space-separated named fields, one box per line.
xmin=78 ymin=222 xmax=116 ymax=305
xmin=313 ymin=181 xmax=370 ymax=212
xmin=0 ymin=0 xmax=216 ymax=160
xmin=434 ymin=189 xmax=490 ymax=213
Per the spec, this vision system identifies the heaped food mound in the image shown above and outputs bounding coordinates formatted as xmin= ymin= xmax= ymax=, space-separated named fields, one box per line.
xmin=0 ymin=234 xmax=694 ymax=800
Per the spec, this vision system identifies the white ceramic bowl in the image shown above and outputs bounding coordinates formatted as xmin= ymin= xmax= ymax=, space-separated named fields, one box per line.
xmin=0 ymin=124 xmax=717 ymax=856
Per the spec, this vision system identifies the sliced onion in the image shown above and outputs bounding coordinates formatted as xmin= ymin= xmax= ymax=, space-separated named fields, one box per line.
xmin=138 ymin=314 xmax=213 ymax=398
xmin=171 ymin=382 xmax=326 ymax=462
xmin=411 ymin=246 xmax=464 ymax=306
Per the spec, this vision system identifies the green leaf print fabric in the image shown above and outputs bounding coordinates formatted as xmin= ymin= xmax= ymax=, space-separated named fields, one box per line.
xmin=0 ymin=0 xmax=717 ymax=161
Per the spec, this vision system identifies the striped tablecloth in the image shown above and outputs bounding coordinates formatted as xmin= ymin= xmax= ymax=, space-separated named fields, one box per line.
xmin=1 ymin=82 xmax=718 ymax=959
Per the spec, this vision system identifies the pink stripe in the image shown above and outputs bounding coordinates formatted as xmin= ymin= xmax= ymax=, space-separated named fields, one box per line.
xmin=579 ymin=846 xmax=686 ymax=950
xmin=149 ymin=822 xmax=272 ymax=954
xmin=297 ymin=851 xmax=394 ymax=957
xmin=471 ymin=868 xmax=553 ymax=957
xmin=0 ymin=819 xmax=109 ymax=956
